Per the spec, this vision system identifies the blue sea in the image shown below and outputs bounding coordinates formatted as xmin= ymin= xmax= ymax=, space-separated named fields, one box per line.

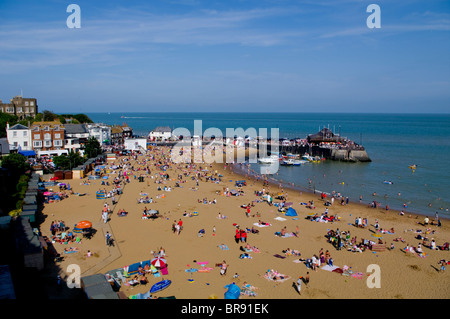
xmin=86 ymin=112 xmax=450 ymax=218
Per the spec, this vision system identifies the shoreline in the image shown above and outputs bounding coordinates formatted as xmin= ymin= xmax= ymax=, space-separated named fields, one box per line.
xmin=227 ymin=161 xmax=449 ymax=222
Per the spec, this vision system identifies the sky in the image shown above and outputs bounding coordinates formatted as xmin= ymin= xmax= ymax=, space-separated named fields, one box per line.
xmin=0 ymin=0 xmax=449 ymax=113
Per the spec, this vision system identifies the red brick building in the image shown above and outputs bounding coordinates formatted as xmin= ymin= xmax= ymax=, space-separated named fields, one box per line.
xmin=30 ymin=121 xmax=67 ymax=156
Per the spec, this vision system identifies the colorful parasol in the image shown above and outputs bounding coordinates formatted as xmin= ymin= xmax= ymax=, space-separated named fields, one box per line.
xmin=151 ymin=256 xmax=167 ymax=268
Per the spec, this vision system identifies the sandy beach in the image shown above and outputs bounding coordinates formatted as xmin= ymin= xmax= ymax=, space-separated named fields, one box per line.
xmin=40 ymin=146 xmax=450 ymax=299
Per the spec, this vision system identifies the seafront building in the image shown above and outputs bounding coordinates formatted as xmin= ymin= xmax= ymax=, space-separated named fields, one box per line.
xmin=6 ymin=123 xmax=33 ymax=152
xmin=64 ymin=124 xmax=90 ymax=154
xmin=149 ymin=126 xmax=172 ymax=141
xmin=30 ymin=121 xmax=67 ymax=157
xmin=0 ymin=96 xmax=38 ymax=119
xmin=86 ymin=123 xmax=112 ymax=145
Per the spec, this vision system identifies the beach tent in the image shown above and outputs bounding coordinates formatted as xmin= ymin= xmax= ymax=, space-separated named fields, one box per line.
xmin=224 ymin=283 xmax=241 ymax=299
xmin=285 ymin=207 xmax=298 ymax=217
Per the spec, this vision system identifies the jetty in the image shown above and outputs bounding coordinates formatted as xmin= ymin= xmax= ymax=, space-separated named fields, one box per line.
xmin=145 ymin=127 xmax=371 ymax=163
xmin=278 ymin=127 xmax=371 ymax=162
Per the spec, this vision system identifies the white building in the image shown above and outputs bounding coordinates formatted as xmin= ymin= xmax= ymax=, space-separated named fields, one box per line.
xmin=6 ymin=123 xmax=32 ymax=151
xmin=149 ymin=126 xmax=172 ymax=141
xmin=124 ymin=138 xmax=147 ymax=151
xmin=87 ymin=124 xmax=111 ymax=144
xmin=64 ymin=124 xmax=90 ymax=154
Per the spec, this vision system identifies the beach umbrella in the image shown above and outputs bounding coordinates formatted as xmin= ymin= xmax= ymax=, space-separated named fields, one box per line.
xmin=148 ymin=209 xmax=159 ymax=215
xmin=151 ymin=257 xmax=167 ymax=268
xmin=285 ymin=202 xmax=293 ymax=207
xmin=75 ymin=220 xmax=92 ymax=229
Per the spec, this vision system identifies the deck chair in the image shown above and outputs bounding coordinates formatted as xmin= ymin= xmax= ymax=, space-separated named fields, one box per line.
xmin=117 ymin=271 xmax=127 ymax=284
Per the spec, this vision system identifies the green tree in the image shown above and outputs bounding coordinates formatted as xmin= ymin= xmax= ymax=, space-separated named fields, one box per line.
xmin=73 ymin=113 xmax=93 ymax=123
xmin=0 ymin=113 xmax=18 ymax=138
xmin=84 ymin=136 xmax=102 ymax=158
xmin=53 ymin=151 xmax=84 ymax=170
xmin=52 ymin=154 xmax=70 ymax=170
xmin=0 ymin=153 xmax=30 ymax=174
xmin=42 ymin=110 xmax=58 ymax=121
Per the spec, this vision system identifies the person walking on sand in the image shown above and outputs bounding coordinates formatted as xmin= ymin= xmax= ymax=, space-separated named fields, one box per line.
xmin=105 ymin=231 xmax=113 ymax=247
xmin=102 ymin=210 xmax=108 ymax=224
xmin=220 ymin=261 xmax=228 ymax=276
xmin=296 ymin=276 xmax=302 ymax=295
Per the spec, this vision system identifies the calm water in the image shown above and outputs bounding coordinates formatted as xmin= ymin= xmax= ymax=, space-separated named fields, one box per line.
xmin=87 ymin=112 xmax=450 ymax=217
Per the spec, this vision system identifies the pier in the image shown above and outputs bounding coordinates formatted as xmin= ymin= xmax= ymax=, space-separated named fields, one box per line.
xmin=145 ymin=127 xmax=371 ymax=163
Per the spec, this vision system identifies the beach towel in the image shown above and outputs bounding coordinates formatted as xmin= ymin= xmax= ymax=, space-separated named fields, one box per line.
xmin=292 ymin=259 xmax=303 ymax=263
xmin=253 ymin=223 xmax=271 ymax=228
xmin=218 ymin=244 xmax=229 ymax=250
xmin=273 ymin=254 xmax=286 ymax=259
xmin=274 ymin=217 xmax=287 ymax=221
xmin=263 ymin=272 xmax=291 ymax=283
xmin=64 ymin=248 xmax=79 ymax=254
xmin=251 ymin=247 xmax=261 ymax=253
xmin=160 ymin=266 xmax=169 ymax=275
xmin=275 ymin=232 xmax=296 ymax=238
xmin=351 ymin=272 xmax=364 ymax=279
xmin=321 ymin=265 xmax=339 ymax=272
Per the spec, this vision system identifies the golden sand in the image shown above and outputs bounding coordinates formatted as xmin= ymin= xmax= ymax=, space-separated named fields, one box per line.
xmin=41 ymin=146 xmax=450 ymax=299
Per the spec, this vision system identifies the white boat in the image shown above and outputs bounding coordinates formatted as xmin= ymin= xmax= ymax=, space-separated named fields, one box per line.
xmin=286 ymin=153 xmax=300 ymax=159
xmin=302 ymin=154 xmax=314 ymax=162
xmin=281 ymin=159 xmax=307 ymax=166
xmin=293 ymin=160 xmax=307 ymax=166
xmin=281 ymin=159 xmax=294 ymax=166
xmin=258 ymin=155 xmax=279 ymax=164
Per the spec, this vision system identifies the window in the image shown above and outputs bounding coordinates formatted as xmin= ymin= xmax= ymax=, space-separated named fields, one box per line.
xmin=34 ymin=134 xmax=40 ymax=140
xmin=25 ymin=107 xmax=29 ymax=113
xmin=54 ymin=125 xmax=59 ymax=131
xmin=54 ymin=140 xmax=63 ymax=147
xmin=33 ymin=126 xmax=39 ymax=131
xmin=55 ymin=133 xmax=61 ymax=139
xmin=7 ymin=107 xmax=14 ymax=113
xmin=23 ymin=131 xmax=27 ymax=137
xmin=13 ymin=131 xmax=17 ymax=137
xmin=44 ymin=126 xmax=50 ymax=131
xmin=44 ymin=140 xmax=52 ymax=147
xmin=24 ymin=141 xmax=28 ymax=147
xmin=17 ymin=107 xmax=22 ymax=113
xmin=44 ymin=133 xmax=51 ymax=140
xmin=13 ymin=142 xmax=18 ymax=147
xmin=33 ymin=141 xmax=42 ymax=148
xmin=25 ymin=101 xmax=29 ymax=106
xmin=30 ymin=101 xmax=34 ymax=106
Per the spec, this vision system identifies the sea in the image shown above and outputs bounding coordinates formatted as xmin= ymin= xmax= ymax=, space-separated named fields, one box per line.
xmin=86 ymin=112 xmax=450 ymax=219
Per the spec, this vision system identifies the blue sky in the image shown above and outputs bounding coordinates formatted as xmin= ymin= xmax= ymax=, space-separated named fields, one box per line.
xmin=0 ymin=0 xmax=449 ymax=113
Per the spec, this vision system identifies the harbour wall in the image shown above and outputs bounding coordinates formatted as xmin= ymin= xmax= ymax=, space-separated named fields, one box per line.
xmin=275 ymin=145 xmax=371 ymax=162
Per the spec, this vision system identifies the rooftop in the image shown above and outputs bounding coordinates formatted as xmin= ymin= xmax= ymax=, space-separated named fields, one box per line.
xmin=152 ymin=126 xmax=172 ymax=133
